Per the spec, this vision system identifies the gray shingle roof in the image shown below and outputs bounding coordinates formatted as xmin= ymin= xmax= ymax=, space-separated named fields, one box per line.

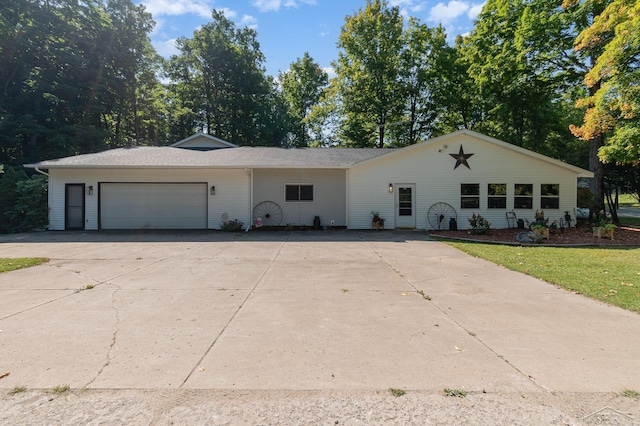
xmin=26 ymin=146 xmax=396 ymax=169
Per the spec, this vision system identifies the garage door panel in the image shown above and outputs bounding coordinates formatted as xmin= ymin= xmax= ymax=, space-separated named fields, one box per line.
xmin=100 ymin=183 xmax=207 ymax=229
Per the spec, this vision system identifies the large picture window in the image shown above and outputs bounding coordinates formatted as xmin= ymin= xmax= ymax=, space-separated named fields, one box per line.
xmin=488 ymin=183 xmax=507 ymax=209
xmin=541 ymin=184 xmax=559 ymax=209
xmin=285 ymin=184 xmax=314 ymax=202
xmin=514 ymin=184 xmax=533 ymax=209
xmin=461 ymin=184 xmax=480 ymax=209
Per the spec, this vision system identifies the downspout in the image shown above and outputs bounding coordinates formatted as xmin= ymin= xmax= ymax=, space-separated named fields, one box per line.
xmin=34 ymin=167 xmax=51 ymax=230
xmin=35 ymin=166 xmax=49 ymax=177
xmin=345 ymin=168 xmax=349 ymax=229
xmin=246 ymin=168 xmax=253 ymax=232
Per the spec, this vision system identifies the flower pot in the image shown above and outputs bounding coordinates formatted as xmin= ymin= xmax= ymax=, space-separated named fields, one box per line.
xmin=593 ymin=227 xmax=614 ymax=240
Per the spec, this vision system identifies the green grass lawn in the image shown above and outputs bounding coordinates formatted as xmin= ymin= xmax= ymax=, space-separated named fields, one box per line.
xmin=444 ymin=241 xmax=640 ymax=313
xmin=618 ymin=193 xmax=640 ymax=208
xmin=0 ymin=258 xmax=49 ymax=273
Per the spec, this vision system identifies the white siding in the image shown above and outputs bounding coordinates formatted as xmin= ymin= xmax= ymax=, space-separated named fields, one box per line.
xmin=253 ymin=169 xmax=346 ymax=227
xmin=48 ymin=168 xmax=250 ymax=230
xmin=348 ymin=134 xmax=581 ymax=230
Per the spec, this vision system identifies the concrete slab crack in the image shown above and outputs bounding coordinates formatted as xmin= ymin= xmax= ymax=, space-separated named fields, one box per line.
xmin=359 ymin=233 xmax=553 ymax=393
xmin=83 ymin=283 xmax=121 ymax=388
xmin=178 ymin=233 xmax=291 ymax=388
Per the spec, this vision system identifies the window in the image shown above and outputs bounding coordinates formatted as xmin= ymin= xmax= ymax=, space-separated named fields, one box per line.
xmin=541 ymin=184 xmax=559 ymax=209
xmin=461 ymin=184 xmax=480 ymax=209
xmin=514 ymin=184 xmax=533 ymax=209
xmin=488 ymin=184 xmax=507 ymax=209
xmin=285 ymin=184 xmax=314 ymax=202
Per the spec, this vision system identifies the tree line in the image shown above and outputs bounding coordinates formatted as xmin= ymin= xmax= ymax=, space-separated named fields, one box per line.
xmin=1 ymin=0 xmax=638 ymax=219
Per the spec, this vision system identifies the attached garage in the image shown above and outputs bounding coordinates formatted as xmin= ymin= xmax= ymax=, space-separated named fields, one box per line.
xmin=99 ymin=183 xmax=207 ymax=230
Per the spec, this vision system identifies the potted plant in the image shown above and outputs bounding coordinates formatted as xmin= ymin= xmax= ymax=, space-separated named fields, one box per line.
xmin=592 ymin=210 xmax=616 ymax=239
xmin=371 ymin=211 xmax=385 ymax=230
xmin=468 ymin=213 xmax=491 ymax=235
xmin=594 ymin=222 xmax=616 ymax=239
xmin=530 ymin=209 xmax=550 ymax=239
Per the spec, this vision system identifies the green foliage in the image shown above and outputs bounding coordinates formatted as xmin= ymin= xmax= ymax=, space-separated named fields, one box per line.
xmin=0 ymin=0 xmax=164 ymax=166
xmin=279 ymin=53 xmax=329 ymax=147
xmin=571 ymin=0 xmax=640 ymax=165
xmin=166 ymin=11 xmax=286 ymax=146
xmin=220 ymin=219 xmax=245 ymax=232
xmin=334 ymin=0 xmax=406 ymax=147
xmin=9 ymin=175 xmax=49 ymax=232
xmin=0 ymin=167 xmax=28 ymax=233
xmin=468 ymin=213 xmax=491 ymax=235
xmin=0 ymin=258 xmax=49 ymax=273
xmin=444 ymin=388 xmax=467 ymax=398
xmin=0 ymin=168 xmax=47 ymax=233
xmin=388 ymin=388 xmax=406 ymax=397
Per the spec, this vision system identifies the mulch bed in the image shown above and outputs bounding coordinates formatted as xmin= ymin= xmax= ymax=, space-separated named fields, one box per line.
xmin=429 ymin=226 xmax=640 ymax=246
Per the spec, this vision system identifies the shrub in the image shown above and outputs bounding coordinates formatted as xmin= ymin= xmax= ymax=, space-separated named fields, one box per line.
xmin=8 ymin=175 xmax=48 ymax=232
xmin=468 ymin=213 xmax=491 ymax=235
xmin=220 ymin=219 xmax=244 ymax=232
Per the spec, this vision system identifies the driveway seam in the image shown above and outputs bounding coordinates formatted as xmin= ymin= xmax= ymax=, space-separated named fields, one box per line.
xmin=358 ymin=233 xmax=553 ymax=393
xmin=179 ymin=234 xmax=290 ymax=388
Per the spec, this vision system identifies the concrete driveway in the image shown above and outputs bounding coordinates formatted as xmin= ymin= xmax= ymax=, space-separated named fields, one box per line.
xmin=1 ymin=230 xmax=639 ymax=393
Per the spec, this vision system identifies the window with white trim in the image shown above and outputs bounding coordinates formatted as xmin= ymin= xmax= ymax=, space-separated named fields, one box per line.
xmin=461 ymin=184 xmax=480 ymax=209
xmin=488 ymin=183 xmax=507 ymax=209
xmin=541 ymin=184 xmax=559 ymax=209
xmin=285 ymin=184 xmax=314 ymax=202
xmin=514 ymin=184 xmax=533 ymax=209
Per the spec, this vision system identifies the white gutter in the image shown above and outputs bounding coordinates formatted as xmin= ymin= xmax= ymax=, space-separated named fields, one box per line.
xmin=34 ymin=166 xmax=49 ymax=176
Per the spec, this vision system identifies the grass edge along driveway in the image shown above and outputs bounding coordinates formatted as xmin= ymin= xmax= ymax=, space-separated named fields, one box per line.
xmin=0 ymin=258 xmax=49 ymax=273
xmin=444 ymin=241 xmax=640 ymax=314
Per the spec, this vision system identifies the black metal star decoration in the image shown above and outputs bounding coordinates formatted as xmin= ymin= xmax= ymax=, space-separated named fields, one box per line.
xmin=449 ymin=145 xmax=474 ymax=169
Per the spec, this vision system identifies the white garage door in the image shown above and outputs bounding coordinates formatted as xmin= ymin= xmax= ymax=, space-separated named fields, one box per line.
xmin=100 ymin=183 xmax=207 ymax=229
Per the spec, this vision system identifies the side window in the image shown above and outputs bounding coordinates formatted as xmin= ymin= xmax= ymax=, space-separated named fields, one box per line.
xmin=488 ymin=183 xmax=507 ymax=209
xmin=514 ymin=184 xmax=533 ymax=209
xmin=285 ymin=184 xmax=314 ymax=202
xmin=541 ymin=184 xmax=559 ymax=209
xmin=461 ymin=184 xmax=480 ymax=209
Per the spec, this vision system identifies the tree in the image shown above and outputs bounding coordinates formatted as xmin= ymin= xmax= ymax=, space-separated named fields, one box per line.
xmin=462 ymin=0 xmax=613 ymax=213
xmin=166 ymin=10 xmax=285 ymax=146
xmin=0 ymin=167 xmax=28 ymax=233
xmin=570 ymin=0 xmax=640 ymax=166
xmin=334 ymin=0 xmax=405 ymax=147
xmin=0 ymin=0 xmax=163 ymax=165
xmin=279 ymin=53 xmax=328 ymax=147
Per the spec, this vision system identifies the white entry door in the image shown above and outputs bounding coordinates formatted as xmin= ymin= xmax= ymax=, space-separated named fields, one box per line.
xmin=395 ymin=184 xmax=416 ymax=228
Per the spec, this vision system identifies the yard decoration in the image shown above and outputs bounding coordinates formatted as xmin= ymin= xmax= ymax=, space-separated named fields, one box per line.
xmin=371 ymin=211 xmax=385 ymax=230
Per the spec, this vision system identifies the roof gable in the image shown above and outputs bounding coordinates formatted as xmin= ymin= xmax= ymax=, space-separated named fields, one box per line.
xmin=171 ymin=133 xmax=238 ymax=150
xmin=352 ymin=129 xmax=593 ymax=177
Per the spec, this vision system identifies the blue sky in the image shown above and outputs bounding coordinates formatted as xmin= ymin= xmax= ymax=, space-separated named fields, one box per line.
xmin=137 ymin=0 xmax=485 ymax=77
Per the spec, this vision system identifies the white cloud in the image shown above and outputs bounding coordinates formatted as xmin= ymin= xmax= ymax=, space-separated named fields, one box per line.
xmin=252 ymin=0 xmax=316 ymax=13
xmin=467 ymin=2 xmax=485 ymax=20
xmin=218 ymin=7 xmax=237 ymax=19
xmin=428 ymin=1 xmax=470 ymax=24
xmin=153 ymin=38 xmax=180 ymax=57
xmin=240 ymin=14 xmax=258 ymax=29
xmin=142 ymin=0 xmax=213 ymax=18
xmin=323 ymin=66 xmax=336 ymax=79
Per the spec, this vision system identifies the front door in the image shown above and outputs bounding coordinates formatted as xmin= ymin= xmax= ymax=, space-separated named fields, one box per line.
xmin=65 ymin=184 xmax=85 ymax=230
xmin=395 ymin=184 xmax=416 ymax=228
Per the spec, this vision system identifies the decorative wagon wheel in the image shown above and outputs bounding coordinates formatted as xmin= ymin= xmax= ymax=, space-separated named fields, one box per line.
xmin=427 ymin=202 xmax=457 ymax=230
xmin=252 ymin=201 xmax=283 ymax=227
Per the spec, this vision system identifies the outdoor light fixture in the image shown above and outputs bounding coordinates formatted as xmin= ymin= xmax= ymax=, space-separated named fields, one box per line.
xmin=87 ymin=185 xmax=93 ymax=195
xmin=210 ymin=185 xmax=215 ymax=195
xmin=388 ymin=183 xmax=393 ymax=193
